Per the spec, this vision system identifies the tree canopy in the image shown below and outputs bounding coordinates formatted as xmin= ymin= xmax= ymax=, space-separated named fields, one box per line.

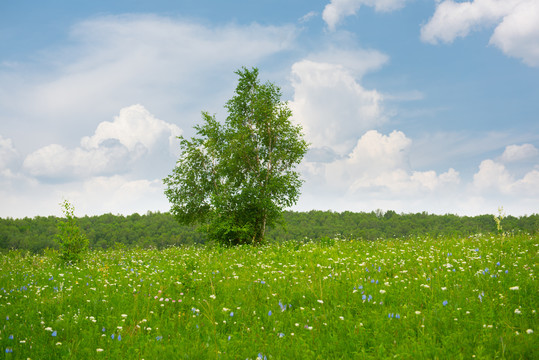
xmin=163 ymin=67 xmax=309 ymax=245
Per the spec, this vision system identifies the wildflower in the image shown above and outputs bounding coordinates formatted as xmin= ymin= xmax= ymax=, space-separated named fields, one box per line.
xmin=96 ymin=348 xmax=104 ymax=352
xmin=514 ymin=309 xmax=521 ymax=314
xmin=415 ymin=311 xmax=421 ymax=315
xmin=56 ymin=342 xmax=62 ymax=346
xmin=258 ymin=353 xmax=267 ymax=360
xmin=230 ymin=312 xmax=234 ymax=317
xmin=278 ymin=332 xmax=285 ymax=338
xmin=121 ymin=314 xmax=128 ymax=318
xmin=52 ymin=331 xmax=57 ymax=337
xmin=509 ymin=286 xmax=519 ymax=291
xmin=317 ymin=300 xmax=324 ymax=304
xmin=268 ymin=310 xmax=272 ymax=316
xmin=209 ymin=294 xmax=216 ymax=300
xmin=526 ymin=329 xmax=533 ymax=334
xmin=443 ymin=300 xmax=448 ymax=306
xmin=5 ymin=348 xmax=13 ymax=353
xmin=379 ymin=289 xmax=386 ymax=294
xmin=118 ymin=334 xmax=122 ymax=341
xmin=156 ymin=336 xmax=163 ymax=341
xmin=111 ymin=334 xmax=115 ymax=340
xmin=8 ymin=335 xmax=13 ymax=340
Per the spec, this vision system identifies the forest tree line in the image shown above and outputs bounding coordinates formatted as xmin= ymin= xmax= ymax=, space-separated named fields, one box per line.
xmin=1 ymin=210 xmax=537 ymax=253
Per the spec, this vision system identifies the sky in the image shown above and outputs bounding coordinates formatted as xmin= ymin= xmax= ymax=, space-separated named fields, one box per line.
xmin=1 ymin=0 xmax=538 ymax=218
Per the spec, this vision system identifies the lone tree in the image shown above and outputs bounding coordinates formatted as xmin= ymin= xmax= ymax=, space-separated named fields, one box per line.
xmin=164 ymin=67 xmax=308 ymax=245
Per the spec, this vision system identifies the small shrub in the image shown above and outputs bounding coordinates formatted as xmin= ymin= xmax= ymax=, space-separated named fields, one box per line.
xmin=55 ymin=200 xmax=88 ymax=263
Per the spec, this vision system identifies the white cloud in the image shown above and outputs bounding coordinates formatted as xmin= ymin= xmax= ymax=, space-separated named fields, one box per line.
xmin=290 ymin=59 xmax=386 ymax=155
xmin=500 ymin=143 xmax=539 ymax=162
xmin=0 ymin=15 xmax=298 ymax=150
xmin=489 ymin=1 xmax=539 ymax=67
xmin=23 ymin=105 xmax=181 ymax=181
xmin=71 ymin=176 xmax=167 ymax=216
xmin=323 ymin=0 xmax=408 ymax=31
xmin=0 ymin=135 xmax=18 ymax=170
xmin=81 ymin=104 xmax=181 ymax=154
xmin=473 ymin=146 xmax=539 ymax=196
xmin=421 ymin=0 xmax=539 ymax=67
xmin=301 ymin=129 xmax=460 ymax=196
xmin=472 ymin=159 xmax=514 ymax=193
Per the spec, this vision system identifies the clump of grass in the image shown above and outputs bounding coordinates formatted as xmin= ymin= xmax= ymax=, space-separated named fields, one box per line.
xmin=0 ymin=233 xmax=537 ymax=359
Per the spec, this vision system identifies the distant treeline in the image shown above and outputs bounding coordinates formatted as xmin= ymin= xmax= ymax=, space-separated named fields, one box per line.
xmin=1 ymin=210 xmax=538 ymax=253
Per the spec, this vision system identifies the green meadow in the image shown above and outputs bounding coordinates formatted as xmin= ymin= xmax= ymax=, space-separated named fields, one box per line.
xmin=1 ymin=233 xmax=537 ymax=359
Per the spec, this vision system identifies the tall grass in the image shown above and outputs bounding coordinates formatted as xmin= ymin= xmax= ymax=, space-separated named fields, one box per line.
xmin=0 ymin=233 xmax=537 ymax=359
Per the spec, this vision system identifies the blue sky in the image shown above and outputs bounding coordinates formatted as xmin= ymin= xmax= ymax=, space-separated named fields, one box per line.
xmin=1 ymin=0 xmax=538 ymax=218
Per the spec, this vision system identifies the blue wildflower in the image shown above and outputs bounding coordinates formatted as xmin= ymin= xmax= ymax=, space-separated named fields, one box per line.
xmin=230 ymin=312 xmax=234 ymax=317
xmin=102 ymin=327 xmax=106 ymax=332
xmin=443 ymin=300 xmax=448 ymax=306
xmin=52 ymin=331 xmax=57 ymax=337
xmin=5 ymin=348 xmax=13 ymax=353
xmin=156 ymin=336 xmax=163 ymax=341
xmin=8 ymin=335 xmax=13 ymax=340
xmin=118 ymin=334 xmax=121 ymax=341
xmin=362 ymin=295 xmax=366 ymax=300
xmin=111 ymin=334 xmax=115 ymax=340
xmin=396 ymin=314 xmax=400 ymax=319
xmin=268 ymin=310 xmax=272 ymax=316
xmin=278 ymin=332 xmax=285 ymax=338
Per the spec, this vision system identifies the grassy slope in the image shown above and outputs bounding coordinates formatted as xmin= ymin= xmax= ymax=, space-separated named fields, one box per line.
xmin=0 ymin=233 xmax=537 ymax=359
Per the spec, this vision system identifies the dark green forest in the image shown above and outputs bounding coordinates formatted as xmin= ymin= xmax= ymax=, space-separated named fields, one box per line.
xmin=1 ymin=210 xmax=538 ymax=253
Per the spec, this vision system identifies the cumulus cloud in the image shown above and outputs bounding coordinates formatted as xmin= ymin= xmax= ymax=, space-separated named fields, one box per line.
xmin=500 ymin=143 xmax=539 ymax=163
xmin=81 ymin=104 xmax=181 ymax=154
xmin=421 ymin=0 xmax=539 ymax=67
xmin=23 ymin=105 xmax=182 ymax=181
xmin=323 ymin=0 xmax=408 ymax=31
xmin=473 ymin=144 xmax=539 ymax=196
xmin=290 ymin=59 xmax=386 ymax=156
xmin=324 ymin=130 xmax=460 ymax=194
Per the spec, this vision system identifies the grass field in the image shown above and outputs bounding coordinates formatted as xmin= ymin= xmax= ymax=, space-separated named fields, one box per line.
xmin=1 ymin=233 xmax=537 ymax=359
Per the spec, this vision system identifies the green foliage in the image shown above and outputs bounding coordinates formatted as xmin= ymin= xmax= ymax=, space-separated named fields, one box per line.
xmin=1 ymin=210 xmax=539 ymax=252
xmin=55 ymin=200 xmax=89 ymax=263
xmin=164 ymin=67 xmax=309 ymax=245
